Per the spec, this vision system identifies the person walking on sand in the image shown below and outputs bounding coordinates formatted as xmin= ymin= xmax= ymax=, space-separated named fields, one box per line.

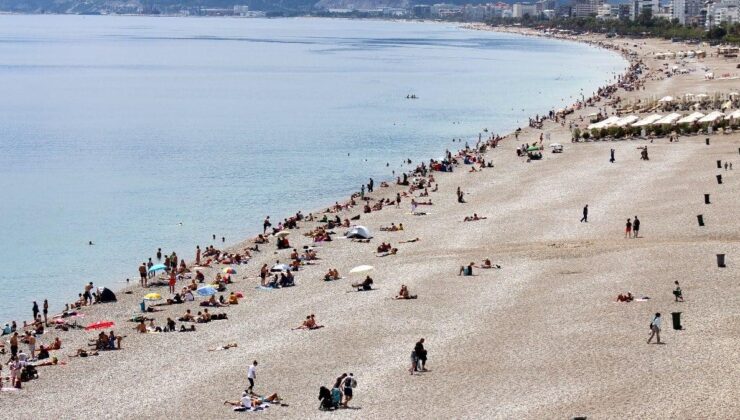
xmin=625 ymin=218 xmax=632 ymax=238
xmin=633 ymin=216 xmax=640 ymax=238
xmin=610 ymin=148 xmax=615 ymax=163
xmin=415 ymin=338 xmax=428 ymax=371
xmin=647 ymin=312 xmax=662 ymax=344
xmin=139 ymin=262 xmax=147 ymax=287
xmin=342 ymin=373 xmax=357 ymax=407
xmin=247 ymin=360 xmax=258 ymax=394
xmin=580 ymin=205 xmax=588 ymax=222
xmin=673 ymin=281 xmax=684 ymax=302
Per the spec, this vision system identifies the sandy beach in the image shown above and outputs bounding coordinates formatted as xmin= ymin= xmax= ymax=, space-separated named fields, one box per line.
xmin=2 ymin=27 xmax=739 ymax=419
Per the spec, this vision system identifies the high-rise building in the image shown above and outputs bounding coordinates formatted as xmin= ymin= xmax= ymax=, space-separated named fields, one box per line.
xmin=512 ymin=2 xmax=539 ymax=18
xmin=631 ymin=0 xmax=660 ymax=20
xmin=573 ymin=0 xmax=604 ymax=17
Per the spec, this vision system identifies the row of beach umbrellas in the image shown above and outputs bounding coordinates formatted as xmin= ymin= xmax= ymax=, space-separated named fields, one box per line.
xmin=588 ymin=110 xmax=739 ymax=130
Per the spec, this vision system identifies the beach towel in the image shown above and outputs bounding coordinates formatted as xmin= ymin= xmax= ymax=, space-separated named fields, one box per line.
xmin=255 ymin=286 xmax=277 ymax=291
xmin=233 ymin=403 xmax=270 ymax=412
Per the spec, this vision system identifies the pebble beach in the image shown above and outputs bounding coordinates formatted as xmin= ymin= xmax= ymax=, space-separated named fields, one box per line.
xmin=2 ymin=27 xmax=739 ymax=419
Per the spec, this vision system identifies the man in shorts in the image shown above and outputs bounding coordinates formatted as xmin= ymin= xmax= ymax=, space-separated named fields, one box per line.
xmin=342 ymin=373 xmax=356 ymax=407
xmin=247 ymin=360 xmax=258 ymax=394
xmin=139 ymin=263 xmax=147 ymax=287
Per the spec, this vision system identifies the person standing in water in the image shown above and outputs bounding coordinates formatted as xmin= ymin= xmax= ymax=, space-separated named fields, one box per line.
xmin=32 ymin=301 xmax=39 ymax=322
xmin=42 ymin=300 xmax=49 ymax=326
xmin=368 ymin=178 xmax=374 ymax=192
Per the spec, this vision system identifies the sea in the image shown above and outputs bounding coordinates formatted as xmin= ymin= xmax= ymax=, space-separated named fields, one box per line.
xmin=0 ymin=15 xmax=626 ymax=323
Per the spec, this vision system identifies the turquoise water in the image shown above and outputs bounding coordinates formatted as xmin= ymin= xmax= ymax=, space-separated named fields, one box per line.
xmin=0 ymin=16 xmax=625 ymax=323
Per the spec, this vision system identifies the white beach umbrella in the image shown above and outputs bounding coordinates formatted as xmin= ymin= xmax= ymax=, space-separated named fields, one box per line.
xmin=721 ymin=100 xmax=733 ymax=110
xmin=587 ymin=116 xmax=620 ymax=130
xmin=698 ymin=111 xmax=724 ymax=123
xmin=677 ymin=112 xmax=705 ymax=124
xmin=695 ymin=93 xmax=709 ymax=100
xmin=725 ymin=109 xmax=740 ymax=120
xmin=349 ymin=265 xmax=374 ymax=274
xmin=275 ymin=231 xmax=290 ymax=238
xmin=345 ymin=225 xmax=371 ymax=239
xmin=615 ymin=115 xmax=639 ymax=126
xmin=658 ymin=96 xmax=674 ymax=103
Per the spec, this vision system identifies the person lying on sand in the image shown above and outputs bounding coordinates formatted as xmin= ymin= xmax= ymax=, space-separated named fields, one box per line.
xmin=377 ymin=248 xmax=398 ymax=257
xmin=292 ymin=314 xmax=324 ymax=330
xmin=395 ymin=285 xmax=417 ymax=300
xmin=351 ymin=276 xmax=374 ymax=291
xmin=400 ymin=238 xmax=420 ymax=243
xmin=463 ymin=214 xmax=487 ymax=222
xmin=224 ymin=391 xmax=282 ymax=409
xmin=617 ymin=292 xmax=634 ymax=302
xmin=209 ymin=343 xmax=238 ymax=351
xmin=69 ymin=349 xmax=99 ymax=358
xmin=480 ymin=259 xmax=501 ymax=269
xmin=33 ymin=356 xmax=60 ymax=367
xmin=458 ymin=262 xmax=477 ymax=276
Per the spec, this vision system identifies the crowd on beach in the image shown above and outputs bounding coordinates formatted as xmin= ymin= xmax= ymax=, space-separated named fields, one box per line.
xmin=4 ymin=30 xmax=729 ymax=416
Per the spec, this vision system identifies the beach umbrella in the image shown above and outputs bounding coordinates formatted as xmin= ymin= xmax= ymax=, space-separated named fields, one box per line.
xmin=345 ymin=225 xmax=371 ymax=239
xmin=85 ymin=321 xmax=115 ymax=331
xmin=271 ymin=263 xmax=290 ymax=272
xmin=148 ymin=264 xmax=167 ymax=273
xmin=349 ymin=265 xmax=374 ymax=274
xmin=197 ymin=286 xmax=217 ymax=297
xmin=275 ymin=231 xmax=290 ymax=238
xmin=223 ymin=267 xmax=237 ymax=275
xmin=725 ymin=109 xmax=740 ymax=120
xmin=677 ymin=112 xmax=704 ymax=124
xmin=526 ymin=146 xmax=540 ymax=152
xmin=698 ymin=111 xmax=724 ymax=123
xmin=549 ymin=143 xmax=563 ymax=148
xmin=144 ymin=293 xmax=162 ymax=301
xmin=615 ymin=115 xmax=639 ymax=126
xmin=658 ymin=95 xmax=674 ymax=103
xmin=721 ymin=100 xmax=732 ymax=110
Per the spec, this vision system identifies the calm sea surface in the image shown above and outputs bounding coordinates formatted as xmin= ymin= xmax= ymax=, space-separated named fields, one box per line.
xmin=0 ymin=16 xmax=625 ymax=322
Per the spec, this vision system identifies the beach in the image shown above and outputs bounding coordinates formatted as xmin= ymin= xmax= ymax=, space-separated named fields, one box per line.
xmin=2 ymin=28 xmax=739 ymax=419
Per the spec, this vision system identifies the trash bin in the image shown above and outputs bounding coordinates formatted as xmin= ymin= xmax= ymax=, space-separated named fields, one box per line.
xmin=705 ymin=138 xmax=710 ymax=145
xmin=717 ymin=174 xmax=723 ymax=184
xmin=697 ymin=215 xmax=704 ymax=226
xmin=717 ymin=160 xmax=722 ymax=168
xmin=717 ymin=254 xmax=726 ymax=268
xmin=704 ymin=194 xmax=711 ymax=204
xmin=671 ymin=312 xmax=682 ymax=330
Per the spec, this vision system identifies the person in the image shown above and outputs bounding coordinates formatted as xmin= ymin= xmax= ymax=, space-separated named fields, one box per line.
xmin=352 ymin=276 xmax=373 ymax=291
xmin=673 ymin=281 xmax=684 ymax=302
xmin=318 ymin=386 xmax=334 ymax=410
xmin=27 ymin=333 xmax=36 ymax=358
xmin=247 ymin=360 xmax=258 ymax=394
xmin=43 ymin=299 xmax=49 ymax=326
xmin=625 ymin=218 xmax=632 ymax=238
xmin=134 ymin=320 xmax=147 ymax=333
xmin=633 ymin=216 xmax=640 ymax=238
xmin=263 ymin=216 xmax=271 ymax=234
xmin=414 ymin=338 xmax=427 ymax=371
xmin=616 ymin=292 xmax=634 ymax=302
xmin=32 ymin=301 xmax=39 ymax=322
xmin=139 ymin=263 xmax=147 ymax=287
xmin=395 ymin=285 xmax=417 ymax=300
xmin=342 ymin=373 xmax=356 ymax=408
xmin=647 ymin=312 xmax=662 ymax=344
xmin=610 ymin=148 xmax=615 ymax=163
xmin=209 ymin=343 xmax=238 ymax=351
xmin=293 ymin=314 xmax=323 ymax=330
xmin=10 ymin=331 xmax=19 ymax=357
xmin=580 ymin=204 xmax=588 ymax=222
xmin=8 ymin=356 xmax=21 ymax=388
xmin=458 ymin=262 xmax=475 ymax=276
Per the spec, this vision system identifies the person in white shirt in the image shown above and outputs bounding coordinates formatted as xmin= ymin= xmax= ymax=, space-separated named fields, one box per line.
xmin=247 ymin=360 xmax=258 ymax=394
xmin=647 ymin=312 xmax=662 ymax=344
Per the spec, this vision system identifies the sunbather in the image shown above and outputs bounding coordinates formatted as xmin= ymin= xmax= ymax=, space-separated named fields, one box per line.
xmin=292 ymin=314 xmax=324 ymax=330
xmin=209 ymin=343 xmax=238 ymax=351
xmin=351 ymin=276 xmax=374 ymax=291
xmin=395 ymin=285 xmax=417 ymax=299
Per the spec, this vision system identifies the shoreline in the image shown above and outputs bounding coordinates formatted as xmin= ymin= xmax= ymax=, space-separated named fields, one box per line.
xmin=3 ymin=23 xmax=738 ymax=419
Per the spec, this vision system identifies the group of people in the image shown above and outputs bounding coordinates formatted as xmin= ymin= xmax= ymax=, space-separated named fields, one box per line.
xmin=319 ymin=373 xmax=357 ymax=410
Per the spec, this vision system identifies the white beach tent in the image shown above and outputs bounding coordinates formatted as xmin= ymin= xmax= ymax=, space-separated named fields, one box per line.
xmin=346 ymin=225 xmax=371 ymax=239
xmin=615 ymin=115 xmax=640 ymax=126
xmin=632 ymin=114 xmax=664 ymax=127
xmin=725 ymin=109 xmax=740 ymax=120
xmin=698 ymin=111 xmax=724 ymax=123
xmin=654 ymin=113 xmax=682 ymax=125
xmin=587 ymin=116 xmax=620 ymax=130
xmin=677 ymin=112 xmax=705 ymax=124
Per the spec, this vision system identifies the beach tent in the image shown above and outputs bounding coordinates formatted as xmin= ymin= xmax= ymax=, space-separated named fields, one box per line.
xmin=654 ymin=113 xmax=682 ymax=125
xmin=725 ymin=109 xmax=740 ymax=120
xmin=698 ymin=111 xmax=724 ymax=123
xmin=271 ymin=263 xmax=290 ymax=272
xmin=677 ymin=112 xmax=705 ymax=124
xmin=658 ymin=96 xmax=674 ymax=103
xmin=632 ymin=114 xmax=663 ymax=127
xmin=346 ymin=225 xmax=371 ymax=239
xmin=615 ymin=115 xmax=639 ymax=126
xmin=99 ymin=288 xmax=117 ymax=303
xmin=587 ymin=116 xmax=620 ymax=130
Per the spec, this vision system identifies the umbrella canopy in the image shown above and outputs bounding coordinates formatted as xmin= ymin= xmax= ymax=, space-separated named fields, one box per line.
xmin=632 ymin=114 xmax=663 ymax=127
xmin=721 ymin=100 xmax=733 ymax=110
xmin=349 ymin=265 xmax=374 ymax=274
xmin=197 ymin=286 xmax=217 ymax=297
xmin=223 ymin=267 xmax=237 ymax=274
xmin=725 ymin=109 xmax=740 ymax=119
xmin=85 ymin=321 xmax=115 ymax=331
xmin=144 ymin=293 xmax=162 ymax=301
xmin=549 ymin=143 xmax=563 ymax=148
xmin=677 ymin=112 xmax=705 ymax=124
xmin=346 ymin=225 xmax=371 ymax=239
xmin=526 ymin=146 xmax=540 ymax=152
xmin=587 ymin=116 xmax=620 ymax=130
xmin=271 ymin=263 xmax=290 ymax=272
xmin=698 ymin=111 xmax=724 ymax=123
xmin=148 ymin=264 xmax=167 ymax=273
xmin=695 ymin=93 xmax=709 ymax=100
xmin=275 ymin=231 xmax=290 ymax=238
xmin=658 ymin=95 xmax=674 ymax=103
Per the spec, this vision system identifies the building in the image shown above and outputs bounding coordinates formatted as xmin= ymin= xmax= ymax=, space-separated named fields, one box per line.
xmin=412 ymin=4 xmax=432 ymax=18
xmin=431 ymin=3 xmax=463 ymax=18
xmin=512 ymin=2 xmax=538 ymax=18
xmin=706 ymin=0 xmax=740 ymax=28
xmin=572 ymin=0 xmax=603 ymax=17
xmin=631 ymin=0 xmax=659 ymax=20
